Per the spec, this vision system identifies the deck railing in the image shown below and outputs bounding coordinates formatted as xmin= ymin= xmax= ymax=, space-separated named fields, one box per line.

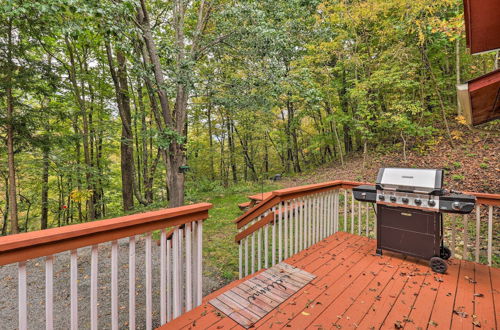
xmin=0 ymin=203 xmax=212 ymax=330
xmin=234 ymin=180 xmax=499 ymax=279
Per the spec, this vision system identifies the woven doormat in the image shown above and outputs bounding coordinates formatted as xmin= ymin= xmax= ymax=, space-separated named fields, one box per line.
xmin=209 ymin=262 xmax=316 ymax=328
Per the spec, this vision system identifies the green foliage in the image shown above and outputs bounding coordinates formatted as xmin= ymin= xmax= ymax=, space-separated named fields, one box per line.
xmin=452 ymin=174 xmax=464 ymax=181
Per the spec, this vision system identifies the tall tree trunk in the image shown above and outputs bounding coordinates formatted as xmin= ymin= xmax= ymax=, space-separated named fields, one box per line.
xmin=456 ymin=38 xmax=461 ymax=116
xmin=225 ymin=117 xmax=238 ymax=183
xmin=138 ymin=0 xmax=189 ymax=206
xmin=6 ymin=20 xmax=19 ymax=234
xmin=207 ymin=102 xmax=215 ymax=180
xmin=339 ymin=67 xmax=353 ymax=153
xmin=65 ymin=36 xmax=94 ymax=220
xmin=41 ymin=146 xmax=50 ymax=229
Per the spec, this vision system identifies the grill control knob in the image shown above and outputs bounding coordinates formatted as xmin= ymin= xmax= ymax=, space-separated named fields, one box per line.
xmin=452 ymin=202 xmax=461 ymax=210
xmin=428 ymin=200 xmax=436 ymax=207
xmin=402 ymin=197 xmax=409 ymax=204
xmin=390 ymin=196 xmax=397 ymax=202
xmin=414 ymin=198 xmax=422 ymax=205
xmin=378 ymin=195 xmax=385 ymax=201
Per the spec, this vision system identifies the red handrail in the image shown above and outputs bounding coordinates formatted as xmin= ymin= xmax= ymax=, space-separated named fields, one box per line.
xmin=0 ymin=203 xmax=212 ymax=266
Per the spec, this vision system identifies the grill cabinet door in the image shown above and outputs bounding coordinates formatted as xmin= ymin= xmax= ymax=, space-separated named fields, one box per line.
xmin=377 ymin=205 xmax=441 ymax=260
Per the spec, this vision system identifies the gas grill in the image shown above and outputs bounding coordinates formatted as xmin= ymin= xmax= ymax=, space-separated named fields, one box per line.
xmin=353 ymin=168 xmax=476 ymax=273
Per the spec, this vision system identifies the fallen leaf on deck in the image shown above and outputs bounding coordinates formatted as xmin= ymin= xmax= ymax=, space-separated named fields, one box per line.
xmin=429 ymin=320 xmax=439 ymax=327
xmin=473 ymin=321 xmax=481 ymax=327
xmin=301 ymin=312 xmax=310 ymax=316
xmin=453 ymin=310 xmax=468 ymax=318
xmin=473 ymin=293 xmax=484 ymax=297
xmin=394 ymin=320 xmax=403 ymax=329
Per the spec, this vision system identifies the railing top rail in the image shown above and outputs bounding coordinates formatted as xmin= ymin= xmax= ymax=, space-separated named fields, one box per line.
xmin=464 ymin=191 xmax=500 ymax=206
xmin=234 ymin=180 xmax=499 ymax=228
xmin=0 ymin=203 xmax=212 ymax=266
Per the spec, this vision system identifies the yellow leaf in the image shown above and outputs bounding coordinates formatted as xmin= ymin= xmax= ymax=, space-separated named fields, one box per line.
xmin=301 ymin=312 xmax=310 ymax=316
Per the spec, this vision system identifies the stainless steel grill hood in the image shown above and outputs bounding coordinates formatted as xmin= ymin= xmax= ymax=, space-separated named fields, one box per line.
xmin=376 ymin=168 xmax=444 ymax=195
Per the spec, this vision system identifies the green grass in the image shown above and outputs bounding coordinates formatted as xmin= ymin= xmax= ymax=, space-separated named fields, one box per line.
xmin=188 ymin=181 xmax=282 ymax=283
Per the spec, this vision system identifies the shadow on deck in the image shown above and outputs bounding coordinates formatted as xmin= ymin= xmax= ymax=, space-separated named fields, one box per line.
xmin=160 ymin=232 xmax=499 ymax=329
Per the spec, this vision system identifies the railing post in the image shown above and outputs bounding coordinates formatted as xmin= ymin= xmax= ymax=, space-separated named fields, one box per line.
xmin=18 ymin=261 xmax=27 ymax=330
xmin=70 ymin=249 xmax=78 ymax=330
xmin=196 ymin=220 xmax=203 ymax=306
xmin=129 ymin=236 xmax=136 ymax=328
xmin=45 ymin=255 xmax=54 ymax=330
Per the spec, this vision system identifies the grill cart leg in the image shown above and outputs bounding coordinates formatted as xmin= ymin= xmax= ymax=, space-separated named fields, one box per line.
xmin=440 ymin=246 xmax=452 ymax=260
xmin=376 ymin=248 xmax=383 ymax=256
xmin=430 ymin=257 xmax=448 ymax=274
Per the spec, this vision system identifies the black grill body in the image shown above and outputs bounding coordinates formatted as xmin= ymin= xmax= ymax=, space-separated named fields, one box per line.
xmin=376 ymin=205 xmax=441 ymax=260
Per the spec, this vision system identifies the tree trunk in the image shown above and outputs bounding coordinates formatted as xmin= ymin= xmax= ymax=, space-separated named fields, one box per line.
xmin=456 ymin=38 xmax=461 ymax=116
xmin=6 ymin=20 xmax=19 ymax=234
xmin=207 ymin=103 xmax=215 ymax=180
xmin=41 ymin=146 xmax=50 ymax=229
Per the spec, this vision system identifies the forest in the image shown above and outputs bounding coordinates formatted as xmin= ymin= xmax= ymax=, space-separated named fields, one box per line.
xmin=0 ymin=0 xmax=498 ymax=234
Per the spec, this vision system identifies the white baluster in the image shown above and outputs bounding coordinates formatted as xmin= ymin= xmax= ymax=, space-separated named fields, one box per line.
xmin=463 ymin=215 xmax=469 ymax=260
xmin=344 ymin=189 xmax=348 ymax=232
xmin=264 ymin=223 xmax=269 ymax=269
xmin=70 ymin=249 xmax=78 ymax=330
xmin=46 ymin=255 xmax=54 ymax=330
xmin=451 ymin=215 xmax=456 ymax=255
xmin=365 ymin=203 xmax=369 ymax=237
xmin=167 ymin=238 xmax=172 ymax=321
xmin=196 ymin=220 xmax=203 ymax=306
xmin=258 ymin=226 xmax=262 ymax=270
xmin=302 ymin=197 xmax=306 ymax=250
xmin=272 ymin=206 xmax=277 ymax=265
xmin=160 ymin=230 xmax=167 ymax=323
xmin=487 ymin=206 xmax=493 ymax=266
xmin=185 ymin=224 xmax=192 ymax=312
xmin=335 ymin=191 xmax=339 ymax=233
xmin=172 ymin=229 xmax=181 ymax=318
xmin=129 ymin=236 xmax=136 ymax=329
xmin=284 ymin=200 xmax=289 ymax=259
xmin=251 ymin=231 xmax=256 ymax=274
xmin=146 ymin=232 xmax=152 ymax=330
xmin=238 ymin=241 xmax=243 ymax=279
xmin=245 ymin=235 xmax=249 ymax=276
xmin=475 ymin=205 xmax=480 ymax=263
xmin=292 ymin=199 xmax=299 ymax=254
xmin=111 ymin=240 xmax=118 ymax=330
xmin=351 ymin=191 xmax=355 ymax=234
xmin=18 ymin=261 xmax=27 ymax=330
xmin=358 ymin=202 xmax=362 ymax=236
xmin=278 ymin=202 xmax=283 ymax=262
xmin=90 ymin=245 xmax=98 ymax=330
xmin=308 ymin=196 xmax=313 ymax=246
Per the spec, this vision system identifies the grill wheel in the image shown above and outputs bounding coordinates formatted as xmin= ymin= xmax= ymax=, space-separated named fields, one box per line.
xmin=429 ymin=257 xmax=448 ymax=274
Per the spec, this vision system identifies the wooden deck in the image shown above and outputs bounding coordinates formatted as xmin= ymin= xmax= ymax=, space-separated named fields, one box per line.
xmin=160 ymin=232 xmax=499 ymax=329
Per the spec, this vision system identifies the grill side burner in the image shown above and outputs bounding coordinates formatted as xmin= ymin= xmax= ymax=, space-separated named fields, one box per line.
xmin=353 ymin=167 xmax=476 ymax=274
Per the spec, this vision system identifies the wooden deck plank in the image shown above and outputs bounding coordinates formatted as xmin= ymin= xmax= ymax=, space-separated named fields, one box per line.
xmin=406 ymin=259 xmax=460 ymax=329
xmin=334 ymin=252 xmax=407 ymax=329
xmin=209 ymin=234 xmax=367 ymax=330
xmin=158 ymin=232 xmax=499 ymax=330
xmin=355 ymin=257 xmax=419 ymax=329
xmin=427 ymin=259 xmax=462 ymax=329
xmin=257 ymin=241 xmax=376 ymax=328
xmin=380 ymin=258 xmax=429 ymax=329
xmin=473 ymin=263 xmax=496 ymax=329
xmin=451 ymin=259 xmax=476 ymax=329
xmin=491 ymin=266 xmax=500 ymax=328
xmin=283 ymin=242 xmax=380 ymax=329
xmin=311 ymin=249 xmax=402 ymax=328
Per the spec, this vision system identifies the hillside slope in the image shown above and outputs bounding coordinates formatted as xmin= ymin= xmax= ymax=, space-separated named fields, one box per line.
xmin=283 ymin=129 xmax=499 ymax=194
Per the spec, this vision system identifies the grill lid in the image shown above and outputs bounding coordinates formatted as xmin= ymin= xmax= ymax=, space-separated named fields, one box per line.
xmin=376 ymin=168 xmax=444 ymax=195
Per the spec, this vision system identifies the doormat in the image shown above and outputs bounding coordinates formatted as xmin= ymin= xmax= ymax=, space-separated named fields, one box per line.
xmin=209 ymin=262 xmax=316 ymax=328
